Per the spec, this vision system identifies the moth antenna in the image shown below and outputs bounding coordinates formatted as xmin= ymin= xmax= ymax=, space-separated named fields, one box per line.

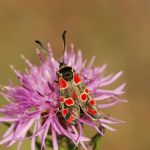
xmin=35 ymin=40 xmax=48 ymax=52
xmin=56 ymin=59 xmax=61 ymax=64
xmin=62 ymin=30 xmax=67 ymax=62
xmin=35 ymin=40 xmax=61 ymax=65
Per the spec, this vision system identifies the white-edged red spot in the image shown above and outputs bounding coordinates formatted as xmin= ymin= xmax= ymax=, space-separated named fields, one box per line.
xmin=85 ymin=88 xmax=89 ymax=93
xmin=62 ymin=109 xmax=68 ymax=116
xmin=65 ymin=98 xmax=74 ymax=106
xmin=89 ymin=99 xmax=96 ymax=106
xmin=73 ymin=74 xmax=81 ymax=84
xmin=59 ymin=96 xmax=65 ymax=103
xmin=67 ymin=113 xmax=75 ymax=124
xmin=72 ymin=91 xmax=78 ymax=100
xmin=87 ymin=107 xmax=97 ymax=115
xmin=58 ymin=77 xmax=68 ymax=89
xmin=80 ymin=93 xmax=87 ymax=102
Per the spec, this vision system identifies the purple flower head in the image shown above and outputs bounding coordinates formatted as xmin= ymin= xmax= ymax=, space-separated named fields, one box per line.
xmin=0 ymin=40 xmax=127 ymax=150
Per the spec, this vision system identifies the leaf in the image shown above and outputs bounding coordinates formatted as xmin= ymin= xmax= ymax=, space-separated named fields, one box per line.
xmin=3 ymin=122 xmax=11 ymax=127
xmin=45 ymin=138 xmax=53 ymax=147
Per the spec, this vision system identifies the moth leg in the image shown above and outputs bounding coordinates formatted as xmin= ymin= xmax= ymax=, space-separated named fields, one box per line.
xmin=36 ymin=91 xmax=44 ymax=97
xmin=79 ymin=73 xmax=88 ymax=80
xmin=79 ymin=73 xmax=93 ymax=83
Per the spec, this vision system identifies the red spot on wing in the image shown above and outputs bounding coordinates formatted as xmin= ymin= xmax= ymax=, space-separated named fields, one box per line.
xmin=65 ymin=98 xmax=74 ymax=106
xmin=72 ymin=91 xmax=78 ymax=100
xmin=89 ymin=99 xmax=96 ymax=106
xmin=74 ymin=74 xmax=81 ymax=84
xmin=59 ymin=96 xmax=65 ymax=103
xmin=80 ymin=93 xmax=87 ymax=102
xmin=62 ymin=109 xmax=68 ymax=116
xmin=85 ymin=88 xmax=89 ymax=93
xmin=87 ymin=107 xmax=97 ymax=115
xmin=67 ymin=113 xmax=75 ymax=124
xmin=59 ymin=77 xmax=68 ymax=89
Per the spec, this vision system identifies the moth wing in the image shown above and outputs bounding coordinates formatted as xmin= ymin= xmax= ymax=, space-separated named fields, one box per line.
xmin=72 ymin=74 xmax=100 ymax=120
xmin=59 ymin=77 xmax=80 ymax=125
xmin=81 ymin=93 xmax=101 ymax=120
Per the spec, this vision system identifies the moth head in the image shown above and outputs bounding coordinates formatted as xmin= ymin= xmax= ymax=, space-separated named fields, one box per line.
xmin=58 ymin=64 xmax=73 ymax=81
xmin=59 ymin=62 xmax=67 ymax=70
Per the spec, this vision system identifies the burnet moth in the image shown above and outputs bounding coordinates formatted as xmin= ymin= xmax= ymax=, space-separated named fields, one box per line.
xmin=36 ymin=31 xmax=101 ymax=125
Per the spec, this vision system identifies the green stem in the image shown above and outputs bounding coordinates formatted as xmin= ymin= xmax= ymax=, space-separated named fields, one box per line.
xmin=91 ymin=126 xmax=105 ymax=150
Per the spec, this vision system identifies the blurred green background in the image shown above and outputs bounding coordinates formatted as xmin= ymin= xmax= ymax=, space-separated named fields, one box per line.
xmin=0 ymin=0 xmax=150 ymax=150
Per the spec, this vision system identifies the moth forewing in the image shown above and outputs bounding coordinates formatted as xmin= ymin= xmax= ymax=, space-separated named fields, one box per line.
xmin=71 ymin=73 xmax=101 ymax=120
xmin=58 ymin=75 xmax=80 ymax=125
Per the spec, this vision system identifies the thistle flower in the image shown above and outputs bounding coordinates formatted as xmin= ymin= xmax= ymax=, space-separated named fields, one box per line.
xmin=0 ymin=41 xmax=126 ymax=150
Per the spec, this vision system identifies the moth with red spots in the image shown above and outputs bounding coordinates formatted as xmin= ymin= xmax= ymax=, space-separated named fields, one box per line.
xmin=36 ymin=31 xmax=101 ymax=125
xmin=56 ymin=31 xmax=100 ymax=125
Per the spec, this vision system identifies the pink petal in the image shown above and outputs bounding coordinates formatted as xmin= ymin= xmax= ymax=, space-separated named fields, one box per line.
xmin=94 ymin=95 xmax=113 ymax=100
xmin=101 ymin=123 xmax=116 ymax=131
xmin=0 ymin=117 xmax=18 ymax=122
xmin=79 ymin=119 xmax=104 ymax=136
xmin=41 ymin=120 xmax=51 ymax=150
xmin=17 ymin=141 xmax=23 ymax=150
xmin=72 ymin=126 xmax=80 ymax=144
xmin=52 ymin=120 xmax=61 ymax=135
xmin=8 ymin=119 xmax=35 ymax=146
xmin=101 ymin=74 xmax=113 ymax=82
xmin=36 ymin=48 xmax=44 ymax=62
xmin=88 ymin=56 xmax=96 ymax=68
xmin=0 ymin=133 xmax=13 ymax=145
xmin=114 ymin=83 xmax=126 ymax=94
xmin=101 ymin=71 xmax=123 ymax=86
xmin=3 ymin=123 xmax=15 ymax=138
xmin=97 ymin=64 xmax=107 ymax=74
xmin=31 ymin=122 xmax=37 ymax=150
xmin=75 ymin=50 xmax=82 ymax=69
xmin=100 ymin=118 xmax=122 ymax=124
xmin=21 ymin=55 xmax=33 ymax=68
xmin=80 ymin=141 xmax=88 ymax=150
xmin=98 ymin=100 xmax=120 ymax=109
xmin=52 ymin=128 xmax=58 ymax=150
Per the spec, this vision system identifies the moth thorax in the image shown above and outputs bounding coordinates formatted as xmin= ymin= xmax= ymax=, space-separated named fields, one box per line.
xmin=59 ymin=66 xmax=73 ymax=81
